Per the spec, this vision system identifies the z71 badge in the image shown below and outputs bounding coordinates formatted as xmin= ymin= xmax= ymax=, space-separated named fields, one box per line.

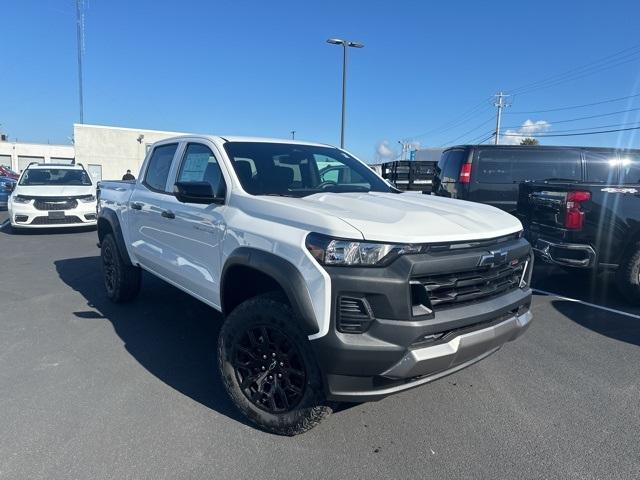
xmin=601 ymin=187 xmax=638 ymax=194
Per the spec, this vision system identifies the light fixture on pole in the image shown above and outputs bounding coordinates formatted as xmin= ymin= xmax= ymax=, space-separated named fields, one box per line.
xmin=326 ymin=38 xmax=364 ymax=149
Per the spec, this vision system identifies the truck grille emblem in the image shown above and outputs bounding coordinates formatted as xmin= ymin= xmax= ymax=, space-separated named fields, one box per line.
xmin=478 ymin=249 xmax=508 ymax=268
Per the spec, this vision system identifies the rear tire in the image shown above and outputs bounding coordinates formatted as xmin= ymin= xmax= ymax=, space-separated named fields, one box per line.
xmin=218 ymin=293 xmax=331 ymax=436
xmin=101 ymin=233 xmax=141 ymax=303
xmin=615 ymin=242 xmax=640 ymax=305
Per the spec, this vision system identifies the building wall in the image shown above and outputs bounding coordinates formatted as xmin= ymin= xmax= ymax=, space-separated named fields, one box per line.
xmin=0 ymin=142 xmax=75 ymax=172
xmin=73 ymin=124 xmax=189 ymax=181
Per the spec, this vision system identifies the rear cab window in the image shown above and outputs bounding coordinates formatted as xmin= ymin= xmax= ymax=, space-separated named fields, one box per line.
xmin=143 ymin=143 xmax=179 ymax=192
xmin=619 ymin=153 xmax=640 ymax=184
xmin=584 ymin=150 xmax=619 ymax=183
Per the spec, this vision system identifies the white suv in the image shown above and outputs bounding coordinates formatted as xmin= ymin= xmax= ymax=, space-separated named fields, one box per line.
xmin=9 ymin=163 xmax=97 ymax=229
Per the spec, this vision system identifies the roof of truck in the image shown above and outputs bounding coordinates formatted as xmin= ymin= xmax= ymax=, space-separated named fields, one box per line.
xmin=161 ymin=134 xmax=332 ymax=148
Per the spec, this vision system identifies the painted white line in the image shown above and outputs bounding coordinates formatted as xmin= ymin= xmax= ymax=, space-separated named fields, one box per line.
xmin=533 ymin=288 xmax=640 ymax=320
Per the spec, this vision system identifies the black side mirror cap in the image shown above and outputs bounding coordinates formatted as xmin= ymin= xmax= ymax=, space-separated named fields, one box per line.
xmin=173 ymin=181 xmax=225 ymax=205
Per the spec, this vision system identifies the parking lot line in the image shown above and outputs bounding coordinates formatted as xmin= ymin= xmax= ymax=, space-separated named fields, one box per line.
xmin=533 ymin=288 xmax=640 ymax=320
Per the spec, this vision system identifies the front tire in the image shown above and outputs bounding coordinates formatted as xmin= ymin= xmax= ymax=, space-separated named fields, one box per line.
xmin=218 ymin=293 xmax=331 ymax=435
xmin=101 ymin=233 xmax=141 ymax=303
xmin=616 ymin=242 xmax=640 ymax=305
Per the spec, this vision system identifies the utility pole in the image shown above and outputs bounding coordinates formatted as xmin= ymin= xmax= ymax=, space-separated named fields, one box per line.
xmin=398 ymin=140 xmax=410 ymax=160
xmin=290 ymin=130 xmax=296 ymax=140
xmin=76 ymin=0 xmax=85 ymax=124
xmin=493 ymin=91 xmax=510 ymax=144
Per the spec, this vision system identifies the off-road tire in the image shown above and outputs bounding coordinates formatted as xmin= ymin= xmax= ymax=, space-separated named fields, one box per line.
xmin=218 ymin=293 xmax=332 ymax=436
xmin=616 ymin=242 xmax=640 ymax=305
xmin=101 ymin=233 xmax=141 ymax=303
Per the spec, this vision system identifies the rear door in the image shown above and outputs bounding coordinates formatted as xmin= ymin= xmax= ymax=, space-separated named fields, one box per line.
xmin=127 ymin=142 xmax=181 ymax=278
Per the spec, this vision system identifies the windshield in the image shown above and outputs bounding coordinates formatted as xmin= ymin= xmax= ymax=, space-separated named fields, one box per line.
xmin=223 ymin=142 xmax=391 ymax=197
xmin=19 ymin=168 xmax=93 ymax=186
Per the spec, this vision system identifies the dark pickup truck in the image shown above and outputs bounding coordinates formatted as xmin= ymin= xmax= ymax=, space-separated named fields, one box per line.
xmin=518 ymin=172 xmax=640 ymax=303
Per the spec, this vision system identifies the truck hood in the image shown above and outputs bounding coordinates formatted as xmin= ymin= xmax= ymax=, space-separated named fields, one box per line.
xmin=262 ymin=192 xmax=523 ymax=243
xmin=14 ymin=185 xmax=96 ymax=197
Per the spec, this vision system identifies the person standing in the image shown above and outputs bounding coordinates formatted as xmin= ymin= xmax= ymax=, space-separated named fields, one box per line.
xmin=122 ymin=169 xmax=135 ymax=181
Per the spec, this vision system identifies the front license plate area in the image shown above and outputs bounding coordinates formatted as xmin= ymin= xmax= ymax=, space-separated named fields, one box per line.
xmin=48 ymin=211 xmax=65 ymax=219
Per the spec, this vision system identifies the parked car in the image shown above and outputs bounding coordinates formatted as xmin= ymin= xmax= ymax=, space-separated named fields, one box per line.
xmin=0 ymin=165 xmax=19 ymax=180
xmin=8 ymin=163 xmax=97 ymax=229
xmin=97 ymin=135 xmax=533 ymax=435
xmin=0 ymin=176 xmax=16 ymax=209
xmin=433 ymin=145 xmax=633 ymax=213
xmin=517 ymin=149 xmax=640 ymax=302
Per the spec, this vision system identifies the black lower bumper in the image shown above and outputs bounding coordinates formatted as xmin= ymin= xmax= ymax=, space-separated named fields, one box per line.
xmin=310 ymin=238 xmax=534 ymax=402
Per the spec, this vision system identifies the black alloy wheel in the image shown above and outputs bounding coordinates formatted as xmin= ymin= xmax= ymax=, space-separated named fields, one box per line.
xmin=233 ymin=325 xmax=307 ymax=413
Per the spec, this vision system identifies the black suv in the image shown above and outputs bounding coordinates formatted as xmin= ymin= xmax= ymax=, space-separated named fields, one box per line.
xmin=433 ymin=145 xmax=630 ymax=213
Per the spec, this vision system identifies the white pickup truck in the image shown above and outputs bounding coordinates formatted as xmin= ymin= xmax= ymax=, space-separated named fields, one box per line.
xmin=97 ymin=135 xmax=533 ymax=435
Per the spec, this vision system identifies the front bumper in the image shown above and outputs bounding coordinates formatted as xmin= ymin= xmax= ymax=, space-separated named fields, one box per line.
xmin=310 ymin=236 xmax=534 ymax=402
xmin=9 ymin=201 xmax=97 ymax=228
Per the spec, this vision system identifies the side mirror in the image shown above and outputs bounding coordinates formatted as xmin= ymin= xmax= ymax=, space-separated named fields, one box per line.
xmin=173 ymin=181 xmax=225 ymax=205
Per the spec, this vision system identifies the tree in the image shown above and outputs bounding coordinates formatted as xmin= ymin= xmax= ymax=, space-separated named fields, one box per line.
xmin=520 ymin=138 xmax=539 ymax=145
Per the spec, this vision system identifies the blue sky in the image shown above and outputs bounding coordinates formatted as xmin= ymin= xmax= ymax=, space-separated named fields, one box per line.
xmin=3 ymin=0 xmax=640 ymax=162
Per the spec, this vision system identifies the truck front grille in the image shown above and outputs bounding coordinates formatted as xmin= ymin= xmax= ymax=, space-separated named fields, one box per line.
xmin=34 ymin=198 xmax=78 ymax=210
xmin=415 ymin=256 xmax=528 ymax=310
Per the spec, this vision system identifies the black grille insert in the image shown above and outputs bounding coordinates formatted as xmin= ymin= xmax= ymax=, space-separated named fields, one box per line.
xmin=34 ymin=198 xmax=78 ymax=211
xmin=337 ymin=296 xmax=373 ymax=333
xmin=416 ymin=256 xmax=528 ymax=310
xmin=30 ymin=216 xmax=82 ymax=225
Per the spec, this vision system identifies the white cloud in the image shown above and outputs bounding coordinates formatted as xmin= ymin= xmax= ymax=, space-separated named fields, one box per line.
xmin=374 ymin=140 xmax=397 ymax=162
xmin=502 ymin=119 xmax=551 ymax=145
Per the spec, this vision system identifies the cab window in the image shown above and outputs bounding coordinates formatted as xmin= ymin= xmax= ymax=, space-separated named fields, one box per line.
xmin=144 ymin=143 xmax=178 ymax=192
xmin=177 ymin=143 xmax=225 ymax=194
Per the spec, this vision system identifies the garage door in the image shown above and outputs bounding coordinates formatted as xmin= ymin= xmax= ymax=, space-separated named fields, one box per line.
xmin=18 ymin=156 xmax=44 ymax=172
xmin=0 ymin=154 xmax=11 ymax=169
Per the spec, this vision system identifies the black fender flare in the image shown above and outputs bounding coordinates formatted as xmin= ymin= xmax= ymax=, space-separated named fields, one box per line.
xmin=221 ymin=247 xmax=320 ymax=335
xmin=98 ymin=208 xmax=134 ymax=266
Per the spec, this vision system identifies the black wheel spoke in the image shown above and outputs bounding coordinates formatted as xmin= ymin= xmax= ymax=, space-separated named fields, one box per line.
xmin=232 ymin=323 xmax=307 ymax=414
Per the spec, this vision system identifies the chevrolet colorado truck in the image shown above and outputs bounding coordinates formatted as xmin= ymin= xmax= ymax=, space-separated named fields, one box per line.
xmin=97 ymin=135 xmax=533 ymax=435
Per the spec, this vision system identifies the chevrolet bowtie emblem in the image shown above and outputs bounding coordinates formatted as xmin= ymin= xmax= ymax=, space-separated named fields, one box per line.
xmin=478 ymin=249 xmax=508 ymax=268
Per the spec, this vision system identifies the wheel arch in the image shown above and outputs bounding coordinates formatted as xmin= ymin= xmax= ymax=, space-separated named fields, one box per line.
xmin=221 ymin=247 xmax=319 ymax=335
xmin=98 ymin=208 xmax=134 ymax=266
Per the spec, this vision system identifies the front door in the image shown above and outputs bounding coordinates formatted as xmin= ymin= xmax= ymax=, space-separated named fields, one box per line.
xmin=161 ymin=142 xmax=227 ymax=307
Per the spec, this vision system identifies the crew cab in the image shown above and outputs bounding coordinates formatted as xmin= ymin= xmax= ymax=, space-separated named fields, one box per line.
xmin=8 ymin=163 xmax=97 ymax=229
xmin=97 ymin=135 xmax=533 ymax=435
xmin=517 ymin=149 xmax=640 ymax=303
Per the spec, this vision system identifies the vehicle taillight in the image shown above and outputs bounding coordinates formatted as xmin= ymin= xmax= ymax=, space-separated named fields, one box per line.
xmin=459 ymin=163 xmax=472 ymax=184
xmin=564 ymin=190 xmax=590 ymax=230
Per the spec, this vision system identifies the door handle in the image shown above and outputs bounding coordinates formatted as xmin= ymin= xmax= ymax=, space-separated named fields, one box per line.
xmin=161 ymin=210 xmax=175 ymax=219
xmin=130 ymin=202 xmax=143 ymax=210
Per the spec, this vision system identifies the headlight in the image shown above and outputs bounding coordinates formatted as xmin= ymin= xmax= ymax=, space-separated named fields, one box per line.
xmin=12 ymin=195 xmax=31 ymax=204
xmin=305 ymin=232 xmax=423 ymax=267
xmin=78 ymin=195 xmax=96 ymax=203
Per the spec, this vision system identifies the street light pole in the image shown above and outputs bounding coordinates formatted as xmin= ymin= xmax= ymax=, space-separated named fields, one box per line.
xmin=327 ymin=38 xmax=364 ymax=149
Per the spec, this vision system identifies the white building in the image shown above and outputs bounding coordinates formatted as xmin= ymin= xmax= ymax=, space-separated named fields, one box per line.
xmin=73 ymin=123 xmax=189 ymax=181
xmin=0 ymin=141 xmax=75 ymax=173
xmin=0 ymin=123 xmax=190 ymax=182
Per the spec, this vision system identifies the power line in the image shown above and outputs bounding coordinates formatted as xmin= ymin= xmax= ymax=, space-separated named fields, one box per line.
xmin=500 ymin=106 xmax=640 ymax=130
xmin=440 ymin=117 xmax=495 ymax=147
xmin=502 ymin=124 xmax=640 ymax=138
xmin=506 ymin=92 xmax=640 ymax=114
xmin=403 ymin=96 xmax=493 ymax=140
xmin=509 ymin=44 xmax=640 ymax=96
xmin=515 ymin=120 xmax=640 ymax=135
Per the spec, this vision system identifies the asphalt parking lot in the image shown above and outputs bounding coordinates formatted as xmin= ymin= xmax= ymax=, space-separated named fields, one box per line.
xmin=1 ymin=212 xmax=639 ymax=479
